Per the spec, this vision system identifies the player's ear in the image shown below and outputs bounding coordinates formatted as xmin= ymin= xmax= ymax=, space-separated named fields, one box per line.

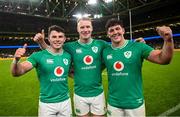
xmin=107 ymin=34 xmax=110 ymax=38
xmin=64 ymin=36 xmax=66 ymax=42
xmin=122 ymin=28 xmax=125 ymax=34
xmin=77 ymin=23 xmax=80 ymax=33
xmin=47 ymin=35 xmax=50 ymax=43
xmin=107 ymin=31 xmax=110 ymax=38
xmin=91 ymin=24 xmax=93 ymax=31
xmin=77 ymin=27 xmax=79 ymax=33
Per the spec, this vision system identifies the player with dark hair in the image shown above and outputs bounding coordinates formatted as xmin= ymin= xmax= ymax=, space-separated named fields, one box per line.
xmin=11 ymin=25 xmax=72 ymax=117
xmin=34 ymin=17 xmax=108 ymax=116
xmin=103 ymin=18 xmax=174 ymax=117
xmin=34 ymin=17 xmax=145 ymax=117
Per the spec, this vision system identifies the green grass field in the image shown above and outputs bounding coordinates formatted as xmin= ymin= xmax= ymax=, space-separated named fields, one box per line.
xmin=0 ymin=51 xmax=180 ymax=116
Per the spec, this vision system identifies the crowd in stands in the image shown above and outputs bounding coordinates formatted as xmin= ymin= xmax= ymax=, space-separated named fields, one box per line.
xmin=0 ymin=37 xmax=180 ymax=58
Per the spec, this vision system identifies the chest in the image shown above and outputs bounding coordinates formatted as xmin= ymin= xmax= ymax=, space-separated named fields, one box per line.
xmin=38 ymin=55 xmax=70 ymax=73
xmin=72 ymin=45 xmax=102 ymax=64
xmin=104 ymin=49 xmax=142 ymax=66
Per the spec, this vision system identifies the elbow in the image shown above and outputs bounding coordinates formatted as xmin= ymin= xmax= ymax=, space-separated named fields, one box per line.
xmin=11 ymin=72 xmax=21 ymax=77
xmin=160 ymin=61 xmax=170 ymax=65
xmin=12 ymin=74 xmax=19 ymax=77
xmin=164 ymin=60 xmax=171 ymax=65
xmin=159 ymin=59 xmax=172 ymax=65
xmin=158 ymin=55 xmax=173 ymax=65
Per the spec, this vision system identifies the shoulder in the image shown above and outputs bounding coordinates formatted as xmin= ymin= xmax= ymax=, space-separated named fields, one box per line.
xmin=63 ymin=50 xmax=71 ymax=57
xmin=64 ymin=41 xmax=78 ymax=46
xmin=93 ymin=39 xmax=109 ymax=49
xmin=127 ymin=40 xmax=147 ymax=48
xmin=93 ymin=39 xmax=107 ymax=44
xmin=28 ymin=50 xmax=47 ymax=61
xmin=64 ymin=41 xmax=78 ymax=49
xmin=133 ymin=41 xmax=153 ymax=50
xmin=103 ymin=44 xmax=111 ymax=53
xmin=29 ymin=50 xmax=45 ymax=57
xmin=63 ymin=50 xmax=71 ymax=61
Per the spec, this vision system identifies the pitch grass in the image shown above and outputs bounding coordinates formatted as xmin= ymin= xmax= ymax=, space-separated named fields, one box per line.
xmin=0 ymin=51 xmax=180 ymax=116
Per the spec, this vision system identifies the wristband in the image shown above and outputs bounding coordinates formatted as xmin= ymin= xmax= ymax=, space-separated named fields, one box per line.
xmin=12 ymin=59 xmax=19 ymax=64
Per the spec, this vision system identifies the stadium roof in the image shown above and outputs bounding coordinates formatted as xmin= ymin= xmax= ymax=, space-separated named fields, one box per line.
xmin=0 ymin=0 xmax=180 ymax=38
xmin=0 ymin=0 xmax=178 ymax=20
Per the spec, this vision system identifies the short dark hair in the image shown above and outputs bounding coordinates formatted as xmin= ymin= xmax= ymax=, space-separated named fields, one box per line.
xmin=105 ymin=18 xmax=123 ymax=31
xmin=48 ymin=25 xmax=65 ymax=35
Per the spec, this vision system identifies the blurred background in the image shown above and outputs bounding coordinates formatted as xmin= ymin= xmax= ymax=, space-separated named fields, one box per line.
xmin=0 ymin=0 xmax=180 ymax=116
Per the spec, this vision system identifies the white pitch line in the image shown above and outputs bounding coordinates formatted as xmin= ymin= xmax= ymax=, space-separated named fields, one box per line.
xmin=102 ymin=72 xmax=180 ymax=116
xmin=158 ymin=103 xmax=180 ymax=116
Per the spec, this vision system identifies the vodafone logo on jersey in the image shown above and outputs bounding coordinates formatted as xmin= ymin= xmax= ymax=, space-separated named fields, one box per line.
xmin=113 ymin=61 xmax=124 ymax=71
xmin=54 ymin=66 xmax=64 ymax=77
xmin=83 ymin=55 xmax=93 ymax=65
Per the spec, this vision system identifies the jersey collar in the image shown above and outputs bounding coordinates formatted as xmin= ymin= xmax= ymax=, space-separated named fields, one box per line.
xmin=78 ymin=38 xmax=93 ymax=46
xmin=111 ymin=40 xmax=129 ymax=50
xmin=46 ymin=49 xmax=64 ymax=56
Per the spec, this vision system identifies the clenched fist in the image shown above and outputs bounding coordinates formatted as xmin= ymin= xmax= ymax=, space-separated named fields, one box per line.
xmin=156 ymin=26 xmax=173 ymax=42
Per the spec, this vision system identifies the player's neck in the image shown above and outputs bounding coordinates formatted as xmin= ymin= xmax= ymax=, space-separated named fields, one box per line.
xmin=48 ymin=47 xmax=63 ymax=54
xmin=79 ymin=37 xmax=92 ymax=44
xmin=112 ymin=39 xmax=126 ymax=48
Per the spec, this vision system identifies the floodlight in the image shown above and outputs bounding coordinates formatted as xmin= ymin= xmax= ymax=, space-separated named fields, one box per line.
xmin=104 ymin=0 xmax=113 ymax=3
xmin=73 ymin=13 xmax=91 ymax=19
xmin=94 ymin=14 xmax=102 ymax=18
xmin=73 ymin=13 xmax=83 ymax=19
xmin=88 ymin=0 xmax=97 ymax=5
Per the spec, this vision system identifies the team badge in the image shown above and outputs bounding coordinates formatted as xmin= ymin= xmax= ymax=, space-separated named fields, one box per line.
xmin=92 ymin=46 xmax=98 ymax=53
xmin=54 ymin=66 xmax=64 ymax=77
xmin=113 ymin=61 xmax=124 ymax=71
xmin=83 ymin=55 xmax=93 ymax=65
xmin=124 ymin=51 xmax=132 ymax=59
xmin=63 ymin=58 xmax=68 ymax=65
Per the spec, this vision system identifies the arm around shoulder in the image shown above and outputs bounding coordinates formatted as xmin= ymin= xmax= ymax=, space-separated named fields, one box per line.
xmin=33 ymin=29 xmax=49 ymax=50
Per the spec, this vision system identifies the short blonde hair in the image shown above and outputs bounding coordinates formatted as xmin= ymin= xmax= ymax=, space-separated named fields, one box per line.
xmin=77 ymin=17 xmax=92 ymax=24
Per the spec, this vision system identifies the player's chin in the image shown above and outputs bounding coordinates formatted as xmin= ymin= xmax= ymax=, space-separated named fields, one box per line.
xmin=112 ymin=38 xmax=121 ymax=43
xmin=83 ymin=37 xmax=90 ymax=40
xmin=83 ymin=34 xmax=91 ymax=38
xmin=54 ymin=45 xmax=62 ymax=49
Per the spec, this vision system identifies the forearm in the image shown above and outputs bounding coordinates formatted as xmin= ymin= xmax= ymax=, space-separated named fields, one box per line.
xmin=11 ymin=59 xmax=24 ymax=77
xmin=148 ymin=26 xmax=174 ymax=64
xmin=39 ymin=40 xmax=49 ymax=50
xmin=159 ymin=38 xmax=174 ymax=64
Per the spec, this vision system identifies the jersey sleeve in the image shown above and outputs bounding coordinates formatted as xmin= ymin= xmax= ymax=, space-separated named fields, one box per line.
xmin=27 ymin=52 xmax=38 ymax=67
xmin=63 ymin=42 xmax=73 ymax=54
xmin=101 ymin=40 xmax=110 ymax=49
xmin=141 ymin=43 xmax=154 ymax=59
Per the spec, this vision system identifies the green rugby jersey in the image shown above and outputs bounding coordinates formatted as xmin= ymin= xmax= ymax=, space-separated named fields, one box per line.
xmin=27 ymin=49 xmax=71 ymax=103
xmin=103 ymin=40 xmax=153 ymax=109
xmin=64 ymin=39 xmax=108 ymax=97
